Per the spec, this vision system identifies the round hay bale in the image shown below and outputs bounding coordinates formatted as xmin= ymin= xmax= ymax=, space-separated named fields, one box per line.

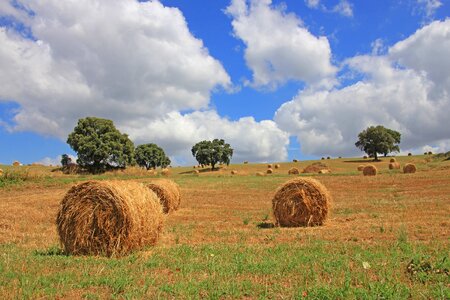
xmin=274 ymin=164 xmax=280 ymax=169
xmin=243 ymin=161 xmax=249 ymax=164
xmin=267 ymin=168 xmax=273 ymax=174
xmin=12 ymin=161 xmax=20 ymax=166
xmin=293 ymin=159 xmax=298 ymax=163
xmin=56 ymin=180 xmax=164 ymax=257
xmin=389 ymin=162 xmax=400 ymax=170
xmin=363 ymin=156 xmax=368 ymax=159
xmin=288 ymin=167 xmax=299 ymax=175
xmin=302 ymin=162 xmax=329 ymax=174
xmin=363 ymin=165 xmax=377 ymax=176
xmin=268 ymin=164 xmax=272 ymax=168
xmin=321 ymin=157 xmax=325 ymax=160
xmin=193 ymin=170 xmax=200 ymax=175
xmin=403 ymin=163 xmax=417 ymax=174
xmin=272 ymin=177 xmax=331 ymax=227
xmin=231 ymin=170 xmax=238 ymax=175
xmin=0 ymin=169 xmax=3 ymax=176
xmin=357 ymin=165 xmax=365 ymax=171
xmin=390 ymin=158 xmax=396 ymax=163
xmin=428 ymin=151 xmax=432 ymax=155
xmin=327 ymin=156 xmax=330 ymax=160
xmin=147 ymin=179 xmax=181 ymax=214
xmin=256 ymin=172 xmax=265 ymax=176
xmin=161 ymin=168 xmax=170 ymax=176
xmin=193 ymin=166 xmax=196 ymax=169
xmin=408 ymin=153 xmax=412 ymax=156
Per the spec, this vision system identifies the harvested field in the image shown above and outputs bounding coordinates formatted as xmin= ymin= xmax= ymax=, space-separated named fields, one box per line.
xmin=0 ymin=155 xmax=449 ymax=298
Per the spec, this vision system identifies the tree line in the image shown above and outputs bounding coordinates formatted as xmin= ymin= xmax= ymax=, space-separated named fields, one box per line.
xmin=63 ymin=117 xmax=401 ymax=173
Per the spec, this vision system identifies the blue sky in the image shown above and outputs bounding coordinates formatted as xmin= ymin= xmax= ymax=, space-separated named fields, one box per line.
xmin=1 ymin=0 xmax=449 ymax=166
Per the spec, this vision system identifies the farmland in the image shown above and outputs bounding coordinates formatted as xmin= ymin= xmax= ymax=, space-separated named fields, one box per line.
xmin=0 ymin=155 xmax=449 ymax=299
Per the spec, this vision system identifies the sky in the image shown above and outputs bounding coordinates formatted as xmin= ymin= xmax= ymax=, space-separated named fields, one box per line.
xmin=0 ymin=0 xmax=449 ymax=166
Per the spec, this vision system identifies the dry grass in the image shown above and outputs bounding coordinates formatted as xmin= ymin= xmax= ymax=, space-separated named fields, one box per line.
xmin=389 ymin=162 xmax=401 ymax=170
xmin=288 ymin=167 xmax=299 ymax=175
xmin=272 ymin=177 xmax=331 ymax=227
xmin=256 ymin=172 xmax=265 ymax=176
xmin=147 ymin=179 xmax=181 ymax=214
xmin=302 ymin=162 xmax=329 ymax=174
xmin=56 ymin=180 xmax=164 ymax=257
xmin=357 ymin=165 xmax=365 ymax=171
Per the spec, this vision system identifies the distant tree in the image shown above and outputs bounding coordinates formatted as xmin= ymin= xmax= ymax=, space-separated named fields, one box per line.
xmin=67 ymin=117 xmax=135 ymax=173
xmin=135 ymin=143 xmax=171 ymax=170
xmin=191 ymin=139 xmax=233 ymax=170
xmin=60 ymin=154 xmax=72 ymax=167
xmin=355 ymin=125 xmax=401 ymax=161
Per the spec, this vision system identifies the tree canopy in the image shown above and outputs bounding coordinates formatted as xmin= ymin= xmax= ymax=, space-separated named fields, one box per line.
xmin=135 ymin=143 xmax=171 ymax=170
xmin=67 ymin=117 xmax=135 ymax=173
xmin=60 ymin=154 xmax=72 ymax=167
xmin=355 ymin=125 xmax=401 ymax=160
xmin=191 ymin=139 xmax=233 ymax=170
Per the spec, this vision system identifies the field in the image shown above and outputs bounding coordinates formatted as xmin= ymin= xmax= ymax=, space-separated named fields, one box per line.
xmin=0 ymin=156 xmax=449 ymax=299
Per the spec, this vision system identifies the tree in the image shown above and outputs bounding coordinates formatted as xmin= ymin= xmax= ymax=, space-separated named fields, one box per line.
xmin=135 ymin=143 xmax=171 ymax=170
xmin=355 ymin=125 xmax=401 ymax=161
xmin=191 ymin=139 xmax=233 ymax=170
xmin=67 ymin=117 xmax=135 ymax=173
xmin=60 ymin=154 xmax=72 ymax=167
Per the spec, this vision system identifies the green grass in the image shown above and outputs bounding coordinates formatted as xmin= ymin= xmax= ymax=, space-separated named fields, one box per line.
xmin=1 ymin=240 xmax=448 ymax=299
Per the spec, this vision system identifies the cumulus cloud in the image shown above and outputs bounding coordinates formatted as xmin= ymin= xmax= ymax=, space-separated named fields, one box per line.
xmin=275 ymin=19 xmax=450 ymax=157
xmin=226 ymin=0 xmax=337 ymax=89
xmin=123 ymin=110 xmax=290 ymax=164
xmin=0 ymin=0 xmax=230 ymax=138
xmin=305 ymin=0 xmax=320 ymax=9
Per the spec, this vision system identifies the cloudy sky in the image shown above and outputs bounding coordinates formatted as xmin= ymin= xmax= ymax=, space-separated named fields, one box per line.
xmin=0 ymin=0 xmax=449 ymax=166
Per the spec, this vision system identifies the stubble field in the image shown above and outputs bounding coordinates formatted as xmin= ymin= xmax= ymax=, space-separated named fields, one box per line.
xmin=0 ymin=155 xmax=449 ymax=299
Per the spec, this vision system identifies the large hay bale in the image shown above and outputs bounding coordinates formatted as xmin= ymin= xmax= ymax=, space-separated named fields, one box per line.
xmin=274 ymin=164 xmax=280 ymax=169
xmin=272 ymin=177 xmax=331 ymax=227
xmin=390 ymin=158 xmax=396 ymax=163
xmin=0 ymin=169 xmax=3 ymax=176
xmin=407 ymin=153 xmax=412 ymax=156
xmin=161 ymin=168 xmax=170 ymax=176
xmin=403 ymin=163 xmax=417 ymax=174
xmin=267 ymin=168 xmax=273 ymax=174
xmin=293 ymin=159 xmax=298 ymax=163
xmin=231 ymin=170 xmax=238 ymax=175
xmin=357 ymin=165 xmax=365 ymax=171
xmin=56 ymin=181 xmax=163 ymax=257
xmin=389 ymin=162 xmax=400 ymax=170
xmin=302 ymin=162 xmax=330 ymax=174
xmin=12 ymin=161 xmax=20 ymax=166
xmin=288 ymin=167 xmax=299 ymax=175
xmin=363 ymin=165 xmax=377 ymax=176
xmin=147 ymin=179 xmax=181 ymax=214
xmin=256 ymin=172 xmax=265 ymax=176
xmin=267 ymin=164 xmax=272 ymax=168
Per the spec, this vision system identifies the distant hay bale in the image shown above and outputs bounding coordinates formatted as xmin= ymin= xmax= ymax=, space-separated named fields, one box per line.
xmin=231 ymin=170 xmax=238 ymax=175
xmin=243 ymin=161 xmax=249 ymax=164
xmin=321 ymin=157 xmax=325 ymax=160
xmin=389 ymin=162 xmax=400 ymax=170
xmin=327 ymin=156 xmax=331 ymax=160
xmin=302 ymin=162 xmax=329 ymax=174
xmin=318 ymin=169 xmax=330 ymax=174
xmin=267 ymin=168 xmax=273 ymax=174
xmin=293 ymin=159 xmax=298 ymax=162
xmin=274 ymin=164 xmax=280 ymax=169
xmin=428 ymin=151 xmax=433 ymax=155
xmin=161 ymin=168 xmax=170 ymax=176
xmin=288 ymin=167 xmax=299 ymax=175
xmin=390 ymin=158 xmax=396 ymax=163
xmin=363 ymin=165 xmax=377 ymax=176
xmin=12 ymin=161 xmax=20 ymax=166
xmin=256 ymin=172 xmax=265 ymax=176
xmin=363 ymin=156 xmax=368 ymax=159
xmin=338 ymin=156 xmax=342 ymax=159
xmin=0 ymin=169 xmax=3 ymax=176
xmin=357 ymin=165 xmax=365 ymax=171
xmin=193 ymin=166 xmax=196 ymax=169
xmin=147 ymin=179 xmax=181 ymax=214
xmin=408 ymin=153 xmax=412 ymax=156
xmin=268 ymin=164 xmax=272 ymax=168
xmin=272 ymin=177 xmax=331 ymax=227
xmin=403 ymin=163 xmax=417 ymax=174
xmin=56 ymin=180 xmax=164 ymax=257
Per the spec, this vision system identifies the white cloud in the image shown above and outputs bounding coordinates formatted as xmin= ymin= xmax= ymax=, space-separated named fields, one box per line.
xmin=0 ymin=0 xmax=230 ymax=138
xmin=416 ymin=0 xmax=442 ymax=20
xmin=226 ymin=0 xmax=337 ymax=89
xmin=275 ymin=19 xmax=450 ymax=157
xmin=124 ymin=110 xmax=290 ymax=164
xmin=332 ymin=0 xmax=353 ymax=17
xmin=305 ymin=0 xmax=320 ymax=9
